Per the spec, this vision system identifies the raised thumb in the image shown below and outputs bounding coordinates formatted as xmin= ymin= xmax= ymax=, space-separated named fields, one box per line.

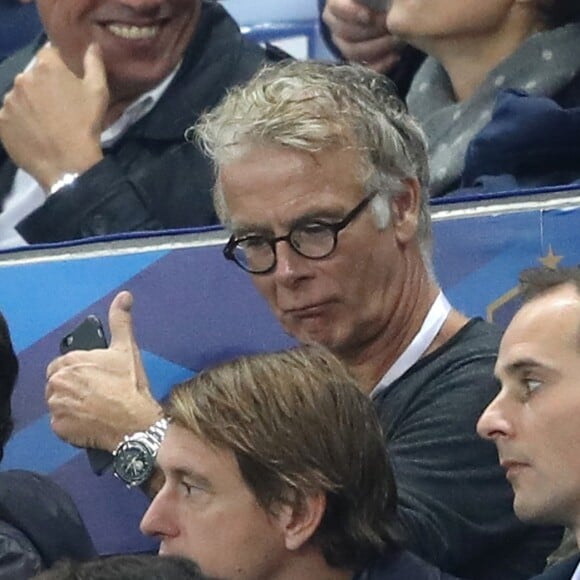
xmin=108 ymin=290 xmax=137 ymax=350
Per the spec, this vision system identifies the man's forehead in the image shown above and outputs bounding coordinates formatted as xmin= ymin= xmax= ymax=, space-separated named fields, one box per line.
xmin=514 ymin=286 xmax=579 ymax=330
xmin=220 ymin=146 xmax=362 ymax=197
xmin=494 ymin=352 xmax=546 ymax=379
xmin=160 ymin=425 xmax=232 ymax=468
xmin=497 ymin=286 xmax=580 ymax=368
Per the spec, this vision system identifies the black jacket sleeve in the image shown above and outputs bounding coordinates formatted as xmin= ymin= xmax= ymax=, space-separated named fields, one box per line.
xmin=0 ymin=522 xmax=42 ymax=580
xmin=16 ymin=142 xmax=217 ymax=243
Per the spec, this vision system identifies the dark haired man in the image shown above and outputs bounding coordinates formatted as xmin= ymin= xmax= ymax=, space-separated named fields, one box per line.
xmin=478 ymin=266 xmax=580 ymax=580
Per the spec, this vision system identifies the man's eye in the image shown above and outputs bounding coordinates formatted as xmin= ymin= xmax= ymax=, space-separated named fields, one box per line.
xmin=294 ymin=222 xmax=336 ymax=241
xmin=180 ymin=482 xmax=199 ymax=496
xmin=524 ymin=378 xmax=542 ymax=393
xmin=300 ymin=222 xmax=332 ymax=232
xmin=239 ymin=237 xmax=268 ymax=250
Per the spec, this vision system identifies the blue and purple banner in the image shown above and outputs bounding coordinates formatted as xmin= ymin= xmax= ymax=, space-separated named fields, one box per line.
xmin=1 ymin=188 xmax=579 ymax=554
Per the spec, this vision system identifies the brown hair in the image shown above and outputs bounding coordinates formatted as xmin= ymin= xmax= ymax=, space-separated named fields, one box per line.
xmin=32 ymin=554 xmax=207 ymax=580
xmin=519 ymin=266 xmax=580 ymax=348
xmin=519 ymin=266 xmax=580 ymax=302
xmin=167 ymin=345 xmax=400 ymax=570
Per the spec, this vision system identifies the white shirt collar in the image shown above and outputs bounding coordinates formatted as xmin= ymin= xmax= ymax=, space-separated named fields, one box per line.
xmin=0 ymin=54 xmax=181 ymax=250
xmin=101 ymin=60 xmax=181 ymax=147
xmin=371 ymin=292 xmax=452 ymax=397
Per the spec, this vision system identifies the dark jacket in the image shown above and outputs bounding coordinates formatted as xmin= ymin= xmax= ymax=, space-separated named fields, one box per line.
xmin=0 ymin=1 xmax=41 ymax=61
xmin=316 ymin=0 xmax=425 ymax=97
xmin=0 ymin=470 xmax=96 ymax=579
xmin=0 ymin=1 xmax=285 ymax=245
xmin=450 ymin=84 xmax=580 ymax=198
xmin=529 ymin=556 xmax=580 ymax=580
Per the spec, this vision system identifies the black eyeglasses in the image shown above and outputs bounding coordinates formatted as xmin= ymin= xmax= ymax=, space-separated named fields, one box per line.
xmin=223 ymin=191 xmax=378 ymax=274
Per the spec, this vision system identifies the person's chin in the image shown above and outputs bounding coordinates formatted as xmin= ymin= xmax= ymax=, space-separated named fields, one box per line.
xmin=513 ymin=494 xmax=546 ymax=525
xmin=288 ymin=318 xmax=333 ymax=345
xmin=385 ymin=14 xmax=423 ymax=48
xmin=282 ymin=302 xmax=335 ymax=332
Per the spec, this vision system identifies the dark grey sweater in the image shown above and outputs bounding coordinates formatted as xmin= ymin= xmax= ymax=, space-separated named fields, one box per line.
xmin=373 ymin=318 xmax=561 ymax=579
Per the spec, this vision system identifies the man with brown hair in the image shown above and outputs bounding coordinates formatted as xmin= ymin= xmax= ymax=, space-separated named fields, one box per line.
xmin=139 ymin=345 xmax=451 ymax=579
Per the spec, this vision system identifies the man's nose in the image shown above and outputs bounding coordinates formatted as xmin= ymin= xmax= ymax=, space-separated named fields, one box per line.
xmin=272 ymin=240 xmax=311 ymax=283
xmin=140 ymin=487 xmax=179 ymax=539
xmin=119 ymin=0 xmax=164 ymax=15
xmin=477 ymin=393 xmax=513 ymax=441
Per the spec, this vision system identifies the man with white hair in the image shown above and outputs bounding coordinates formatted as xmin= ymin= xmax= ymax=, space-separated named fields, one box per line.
xmin=46 ymin=61 xmax=561 ymax=579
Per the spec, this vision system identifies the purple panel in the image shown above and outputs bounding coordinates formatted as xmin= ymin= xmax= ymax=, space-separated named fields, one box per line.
xmin=53 ymin=454 xmax=158 ymax=555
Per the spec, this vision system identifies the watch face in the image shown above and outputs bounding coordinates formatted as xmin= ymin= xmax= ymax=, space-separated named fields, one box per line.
xmin=114 ymin=440 xmax=155 ymax=487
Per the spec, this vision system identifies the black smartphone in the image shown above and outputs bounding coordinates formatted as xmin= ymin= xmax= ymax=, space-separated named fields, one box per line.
xmin=60 ymin=315 xmax=114 ymax=476
xmin=60 ymin=315 xmax=107 ymax=353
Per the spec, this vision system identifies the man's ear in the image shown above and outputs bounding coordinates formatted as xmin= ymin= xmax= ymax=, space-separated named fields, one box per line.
xmin=390 ymin=178 xmax=421 ymax=245
xmin=278 ymin=492 xmax=327 ymax=552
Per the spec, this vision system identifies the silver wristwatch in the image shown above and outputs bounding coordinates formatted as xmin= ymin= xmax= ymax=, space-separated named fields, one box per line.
xmin=113 ymin=417 xmax=169 ymax=487
xmin=49 ymin=172 xmax=80 ymax=195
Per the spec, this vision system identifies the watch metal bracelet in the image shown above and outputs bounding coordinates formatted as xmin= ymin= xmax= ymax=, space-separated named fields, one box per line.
xmin=113 ymin=417 xmax=170 ymax=487
xmin=116 ymin=416 xmax=170 ymax=455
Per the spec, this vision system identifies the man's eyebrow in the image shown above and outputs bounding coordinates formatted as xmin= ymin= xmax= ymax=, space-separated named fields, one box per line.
xmin=502 ymin=358 xmax=555 ymax=376
xmin=230 ymin=222 xmax=272 ymax=237
xmin=230 ymin=206 xmax=348 ymax=237
xmin=507 ymin=359 xmax=542 ymax=372
xmin=293 ymin=207 xmax=346 ymax=223
xmin=167 ymin=466 xmax=212 ymax=489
